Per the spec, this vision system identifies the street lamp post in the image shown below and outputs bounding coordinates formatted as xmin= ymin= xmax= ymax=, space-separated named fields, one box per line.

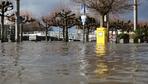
xmin=134 ymin=0 xmax=138 ymax=31
xmin=81 ymin=2 xmax=87 ymax=43
xmin=81 ymin=15 xmax=87 ymax=43
xmin=15 ymin=0 xmax=20 ymax=42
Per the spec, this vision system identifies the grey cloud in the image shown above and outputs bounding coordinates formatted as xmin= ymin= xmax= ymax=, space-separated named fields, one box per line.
xmin=19 ymin=0 xmax=69 ymax=18
xmin=12 ymin=0 xmax=148 ymax=20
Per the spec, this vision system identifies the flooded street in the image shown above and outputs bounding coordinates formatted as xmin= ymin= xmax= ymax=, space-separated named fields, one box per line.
xmin=0 ymin=42 xmax=148 ymax=84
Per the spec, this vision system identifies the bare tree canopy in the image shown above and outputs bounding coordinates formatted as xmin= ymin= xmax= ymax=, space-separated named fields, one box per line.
xmin=7 ymin=11 xmax=35 ymax=24
xmin=73 ymin=0 xmax=132 ymax=14
xmin=72 ymin=0 xmax=133 ymax=27
xmin=41 ymin=13 xmax=57 ymax=41
xmin=55 ymin=9 xmax=76 ymax=42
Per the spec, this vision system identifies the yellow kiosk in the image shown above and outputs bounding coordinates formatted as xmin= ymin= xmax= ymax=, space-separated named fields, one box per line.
xmin=96 ymin=27 xmax=108 ymax=45
xmin=96 ymin=27 xmax=108 ymax=57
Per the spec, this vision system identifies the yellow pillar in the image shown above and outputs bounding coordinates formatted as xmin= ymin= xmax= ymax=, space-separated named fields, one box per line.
xmin=96 ymin=27 xmax=108 ymax=45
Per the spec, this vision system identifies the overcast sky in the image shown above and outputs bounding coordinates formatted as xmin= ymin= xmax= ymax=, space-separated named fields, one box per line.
xmin=12 ymin=0 xmax=148 ymax=21
xmin=18 ymin=0 xmax=69 ymax=17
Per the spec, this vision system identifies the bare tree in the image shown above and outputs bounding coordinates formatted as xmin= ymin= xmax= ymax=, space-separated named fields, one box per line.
xmin=73 ymin=0 xmax=132 ymax=27
xmin=0 ymin=0 xmax=13 ymax=42
xmin=42 ymin=13 xmax=56 ymax=41
xmin=85 ymin=16 xmax=97 ymax=42
xmin=7 ymin=11 xmax=35 ymax=41
xmin=55 ymin=9 xmax=76 ymax=42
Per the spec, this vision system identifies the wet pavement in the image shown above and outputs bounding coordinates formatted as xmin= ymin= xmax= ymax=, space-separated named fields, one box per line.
xmin=0 ymin=42 xmax=148 ymax=84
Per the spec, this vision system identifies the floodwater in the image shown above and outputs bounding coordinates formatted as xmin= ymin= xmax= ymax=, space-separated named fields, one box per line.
xmin=0 ymin=42 xmax=148 ymax=84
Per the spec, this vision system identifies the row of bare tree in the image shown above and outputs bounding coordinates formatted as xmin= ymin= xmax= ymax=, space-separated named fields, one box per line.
xmin=41 ymin=8 xmax=100 ymax=42
xmin=0 ymin=0 xmax=141 ymax=42
xmin=0 ymin=0 xmax=13 ymax=42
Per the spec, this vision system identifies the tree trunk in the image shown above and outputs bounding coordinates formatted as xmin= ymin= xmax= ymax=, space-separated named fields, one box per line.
xmin=62 ymin=27 xmax=65 ymax=41
xmin=86 ymin=27 xmax=90 ymax=42
xmin=1 ymin=12 xmax=7 ymax=42
xmin=64 ymin=19 xmax=68 ymax=42
xmin=65 ymin=27 xmax=68 ymax=42
xmin=115 ymin=28 xmax=119 ymax=43
xmin=48 ymin=29 xmax=51 ymax=41
xmin=100 ymin=14 xmax=105 ymax=27
xmin=45 ymin=24 xmax=48 ymax=41
xmin=83 ymin=25 xmax=85 ymax=43
xmin=106 ymin=14 xmax=109 ymax=42
xmin=20 ymin=23 xmax=23 ymax=42
xmin=64 ymin=20 xmax=69 ymax=42
xmin=1 ymin=14 xmax=4 ymax=42
xmin=15 ymin=0 xmax=20 ymax=42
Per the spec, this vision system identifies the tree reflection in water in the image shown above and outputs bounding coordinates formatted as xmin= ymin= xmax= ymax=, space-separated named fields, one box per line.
xmin=0 ymin=43 xmax=25 ymax=84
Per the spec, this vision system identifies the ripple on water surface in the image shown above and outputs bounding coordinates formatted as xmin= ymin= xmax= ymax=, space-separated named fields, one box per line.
xmin=0 ymin=42 xmax=148 ymax=84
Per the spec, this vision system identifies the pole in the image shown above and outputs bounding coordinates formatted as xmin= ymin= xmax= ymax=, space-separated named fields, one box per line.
xmin=20 ymin=23 xmax=23 ymax=42
xmin=83 ymin=24 xmax=85 ymax=43
xmin=106 ymin=14 xmax=110 ymax=42
xmin=15 ymin=0 xmax=20 ymax=42
xmin=84 ymin=2 xmax=86 ymax=14
xmin=134 ymin=0 xmax=138 ymax=31
xmin=83 ymin=2 xmax=86 ymax=43
xmin=58 ymin=27 xmax=60 ymax=40
xmin=45 ymin=23 xmax=48 ymax=41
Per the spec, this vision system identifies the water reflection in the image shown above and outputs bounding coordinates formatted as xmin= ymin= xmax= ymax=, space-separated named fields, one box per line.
xmin=95 ymin=44 xmax=109 ymax=78
xmin=78 ymin=43 xmax=110 ymax=82
xmin=0 ymin=43 xmax=24 ymax=84
xmin=0 ymin=42 xmax=148 ymax=84
xmin=79 ymin=44 xmax=89 ymax=80
xmin=130 ymin=45 xmax=138 ymax=84
xmin=96 ymin=44 xmax=107 ymax=57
